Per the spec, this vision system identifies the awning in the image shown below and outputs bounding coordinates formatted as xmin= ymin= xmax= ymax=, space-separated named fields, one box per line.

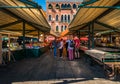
xmin=68 ymin=0 xmax=120 ymax=36
xmin=0 ymin=0 xmax=51 ymax=36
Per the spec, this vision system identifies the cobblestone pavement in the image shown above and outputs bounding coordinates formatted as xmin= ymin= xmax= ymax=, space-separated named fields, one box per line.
xmin=0 ymin=51 xmax=120 ymax=84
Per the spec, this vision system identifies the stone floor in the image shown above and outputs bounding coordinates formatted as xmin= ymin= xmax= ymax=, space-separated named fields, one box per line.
xmin=0 ymin=51 xmax=120 ymax=84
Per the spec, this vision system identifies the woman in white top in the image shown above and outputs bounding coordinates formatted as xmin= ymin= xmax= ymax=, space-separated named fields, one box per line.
xmin=66 ymin=36 xmax=74 ymax=60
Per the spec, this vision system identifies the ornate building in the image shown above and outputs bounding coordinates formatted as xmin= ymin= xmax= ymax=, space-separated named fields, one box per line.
xmin=46 ymin=0 xmax=83 ymax=35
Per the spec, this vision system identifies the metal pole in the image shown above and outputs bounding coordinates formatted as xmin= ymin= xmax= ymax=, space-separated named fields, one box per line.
xmin=8 ymin=34 xmax=11 ymax=61
xmin=38 ymin=31 xmax=40 ymax=42
xmin=0 ymin=34 xmax=2 ymax=64
xmin=92 ymin=22 xmax=94 ymax=49
xmin=23 ymin=21 xmax=25 ymax=49
xmin=88 ymin=24 xmax=91 ymax=49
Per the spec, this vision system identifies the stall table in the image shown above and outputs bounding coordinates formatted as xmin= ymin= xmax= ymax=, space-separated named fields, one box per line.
xmin=85 ymin=49 xmax=120 ymax=78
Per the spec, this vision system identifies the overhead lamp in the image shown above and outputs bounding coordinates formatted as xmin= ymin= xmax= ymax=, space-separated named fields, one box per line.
xmin=40 ymin=34 xmax=43 ymax=36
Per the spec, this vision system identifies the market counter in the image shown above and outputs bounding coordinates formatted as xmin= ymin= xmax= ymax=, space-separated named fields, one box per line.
xmin=25 ymin=46 xmax=49 ymax=58
xmin=11 ymin=46 xmax=49 ymax=60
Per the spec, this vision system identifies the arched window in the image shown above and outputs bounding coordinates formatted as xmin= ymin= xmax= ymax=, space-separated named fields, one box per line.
xmin=61 ymin=4 xmax=64 ymax=9
xmin=56 ymin=4 xmax=60 ymax=9
xmin=61 ymin=26 xmax=63 ymax=32
xmin=73 ymin=4 xmax=76 ymax=9
xmin=65 ymin=4 xmax=67 ymax=8
xmin=56 ymin=15 xmax=59 ymax=21
xmin=61 ymin=15 xmax=63 ymax=22
xmin=65 ymin=26 xmax=67 ymax=30
xmin=67 ymin=4 xmax=71 ymax=9
xmin=56 ymin=26 xmax=59 ymax=32
xmin=68 ymin=15 xmax=70 ymax=23
xmin=48 ymin=15 xmax=52 ymax=21
xmin=65 ymin=15 xmax=67 ymax=22
xmin=48 ymin=4 xmax=52 ymax=9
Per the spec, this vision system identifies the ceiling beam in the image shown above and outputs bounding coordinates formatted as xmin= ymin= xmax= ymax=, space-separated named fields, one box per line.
xmin=1 ymin=8 xmax=50 ymax=32
xmin=94 ymin=1 xmax=120 ymax=21
xmin=2 ymin=29 xmax=36 ymax=31
xmin=0 ymin=20 xmax=22 ymax=30
xmin=95 ymin=21 xmax=120 ymax=33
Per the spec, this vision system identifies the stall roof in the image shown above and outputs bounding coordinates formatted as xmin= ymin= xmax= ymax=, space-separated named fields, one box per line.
xmin=68 ymin=0 xmax=120 ymax=36
xmin=0 ymin=0 xmax=51 ymax=36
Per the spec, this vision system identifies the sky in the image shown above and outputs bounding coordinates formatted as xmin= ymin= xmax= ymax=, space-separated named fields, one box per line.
xmin=33 ymin=0 xmax=46 ymax=11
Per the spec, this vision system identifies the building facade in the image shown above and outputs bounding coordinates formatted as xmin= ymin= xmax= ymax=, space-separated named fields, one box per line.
xmin=46 ymin=0 xmax=83 ymax=34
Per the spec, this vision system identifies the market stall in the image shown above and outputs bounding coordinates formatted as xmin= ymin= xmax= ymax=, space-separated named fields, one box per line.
xmin=67 ymin=0 xmax=120 ymax=78
xmin=0 ymin=0 xmax=51 ymax=64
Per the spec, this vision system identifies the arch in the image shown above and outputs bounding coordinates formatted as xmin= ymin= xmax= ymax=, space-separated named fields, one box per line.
xmin=65 ymin=25 xmax=67 ymax=30
xmin=65 ymin=15 xmax=67 ymax=22
xmin=73 ymin=4 xmax=76 ymax=9
xmin=67 ymin=4 xmax=71 ymax=9
xmin=48 ymin=4 xmax=52 ymax=9
xmin=61 ymin=26 xmax=63 ymax=32
xmin=56 ymin=4 xmax=60 ymax=9
xmin=48 ymin=15 xmax=52 ymax=21
xmin=68 ymin=15 xmax=70 ymax=23
xmin=56 ymin=15 xmax=59 ymax=21
xmin=61 ymin=4 xmax=65 ymax=9
xmin=61 ymin=15 xmax=63 ymax=22
xmin=56 ymin=26 xmax=59 ymax=32
xmin=65 ymin=4 xmax=67 ymax=8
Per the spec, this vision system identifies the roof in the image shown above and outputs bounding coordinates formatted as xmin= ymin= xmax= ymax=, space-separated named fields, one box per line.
xmin=68 ymin=0 xmax=120 ymax=36
xmin=0 ymin=0 xmax=51 ymax=36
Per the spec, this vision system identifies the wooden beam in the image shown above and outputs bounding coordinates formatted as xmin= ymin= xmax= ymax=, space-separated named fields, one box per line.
xmin=95 ymin=21 xmax=120 ymax=33
xmin=1 ymin=8 xmax=50 ymax=32
xmin=0 ymin=20 xmax=22 ymax=30
xmin=94 ymin=1 xmax=120 ymax=21
xmin=3 ymin=29 xmax=36 ymax=32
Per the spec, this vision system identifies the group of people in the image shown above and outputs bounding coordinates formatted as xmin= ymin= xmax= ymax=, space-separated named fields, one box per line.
xmin=50 ymin=35 xmax=80 ymax=61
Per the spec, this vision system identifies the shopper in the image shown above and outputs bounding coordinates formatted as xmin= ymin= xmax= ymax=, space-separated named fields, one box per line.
xmin=66 ymin=35 xmax=74 ymax=60
xmin=52 ymin=38 xmax=57 ymax=58
xmin=63 ymin=40 xmax=67 ymax=60
xmin=58 ymin=39 xmax=63 ymax=58
xmin=74 ymin=37 xmax=80 ymax=58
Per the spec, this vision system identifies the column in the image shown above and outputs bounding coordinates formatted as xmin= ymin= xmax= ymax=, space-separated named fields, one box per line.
xmin=38 ymin=31 xmax=40 ymax=42
xmin=91 ymin=22 xmax=94 ymax=49
xmin=88 ymin=24 xmax=91 ymax=49
xmin=8 ymin=34 xmax=11 ymax=61
xmin=23 ymin=21 xmax=25 ymax=49
xmin=0 ymin=34 xmax=2 ymax=64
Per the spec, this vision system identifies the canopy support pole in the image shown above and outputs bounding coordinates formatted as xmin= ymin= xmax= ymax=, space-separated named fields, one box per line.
xmin=0 ymin=34 xmax=2 ymax=64
xmin=38 ymin=31 xmax=40 ymax=42
xmin=88 ymin=24 xmax=91 ymax=49
xmin=23 ymin=21 xmax=26 ymax=50
xmin=91 ymin=22 xmax=94 ymax=49
xmin=88 ymin=22 xmax=95 ymax=49
xmin=8 ymin=34 xmax=11 ymax=61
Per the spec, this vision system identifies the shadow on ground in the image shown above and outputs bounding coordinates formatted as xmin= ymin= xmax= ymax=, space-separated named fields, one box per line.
xmin=0 ymin=51 xmax=120 ymax=84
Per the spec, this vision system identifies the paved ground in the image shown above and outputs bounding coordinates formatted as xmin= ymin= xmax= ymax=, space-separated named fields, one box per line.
xmin=0 ymin=50 xmax=120 ymax=84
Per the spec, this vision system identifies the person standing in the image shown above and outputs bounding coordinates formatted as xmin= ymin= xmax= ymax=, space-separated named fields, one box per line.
xmin=58 ymin=39 xmax=63 ymax=58
xmin=52 ymin=38 xmax=57 ymax=58
xmin=67 ymin=36 xmax=74 ymax=60
xmin=63 ymin=40 xmax=67 ymax=60
xmin=74 ymin=37 xmax=80 ymax=58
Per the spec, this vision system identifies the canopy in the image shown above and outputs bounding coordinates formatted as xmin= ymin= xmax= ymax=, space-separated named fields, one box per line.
xmin=0 ymin=0 xmax=51 ymax=36
xmin=68 ymin=0 xmax=120 ymax=36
